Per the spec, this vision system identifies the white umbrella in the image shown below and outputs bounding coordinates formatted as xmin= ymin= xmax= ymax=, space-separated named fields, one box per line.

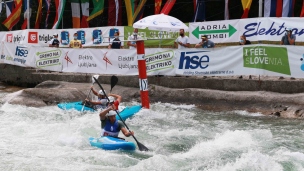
xmin=133 ymin=13 xmax=188 ymax=31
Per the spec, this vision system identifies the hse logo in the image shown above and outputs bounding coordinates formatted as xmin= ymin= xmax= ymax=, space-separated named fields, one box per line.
xmin=178 ymin=51 xmax=210 ymax=69
xmin=6 ymin=33 xmax=13 ymax=42
xmin=15 ymin=46 xmax=28 ymax=57
xmin=243 ymin=46 xmax=290 ymax=75
xmin=28 ymin=32 xmax=38 ymax=43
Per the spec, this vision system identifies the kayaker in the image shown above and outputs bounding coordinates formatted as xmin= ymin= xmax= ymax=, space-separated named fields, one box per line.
xmin=106 ymin=93 xmax=122 ymax=110
xmin=84 ymin=86 xmax=108 ymax=110
xmin=99 ymin=105 xmax=134 ymax=137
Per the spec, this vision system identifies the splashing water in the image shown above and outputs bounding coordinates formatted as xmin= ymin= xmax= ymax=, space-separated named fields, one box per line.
xmin=0 ymin=93 xmax=303 ymax=171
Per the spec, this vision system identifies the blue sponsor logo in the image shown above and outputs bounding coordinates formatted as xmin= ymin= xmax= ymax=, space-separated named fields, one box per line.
xmin=92 ymin=29 xmax=102 ymax=44
xmin=61 ymin=31 xmax=70 ymax=45
xmin=178 ymin=51 xmax=209 ymax=69
xmin=15 ymin=46 xmax=28 ymax=57
xmin=77 ymin=30 xmax=86 ymax=44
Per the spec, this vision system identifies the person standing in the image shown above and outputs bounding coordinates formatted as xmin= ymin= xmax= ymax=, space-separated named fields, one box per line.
xmin=280 ymin=28 xmax=296 ymax=45
xmin=108 ymin=31 xmax=123 ymax=49
xmin=127 ymin=28 xmax=141 ymax=49
xmin=195 ymin=35 xmax=215 ymax=48
xmin=174 ymin=29 xmax=189 ymax=49
xmin=239 ymin=35 xmax=251 ymax=45
xmin=49 ymin=33 xmax=60 ymax=47
xmin=69 ymin=33 xmax=83 ymax=48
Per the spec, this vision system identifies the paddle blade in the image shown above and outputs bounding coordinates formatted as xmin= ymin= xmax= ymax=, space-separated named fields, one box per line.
xmin=110 ymin=75 xmax=118 ymax=92
xmin=137 ymin=141 xmax=149 ymax=151
xmin=92 ymin=75 xmax=99 ymax=84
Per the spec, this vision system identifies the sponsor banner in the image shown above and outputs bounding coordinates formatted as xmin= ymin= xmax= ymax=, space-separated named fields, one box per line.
xmin=1 ymin=41 xmax=304 ymax=78
xmin=61 ymin=49 xmax=138 ymax=74
xmin=189 ymin=17 xmax=304 ymax=44
xmin=145 ymin=48 xmax=175 ymax=75
xmin=175 ymin=44 xmax=304 ymax=78
xmin=124 ymin=26 xmax=189 ymax=47
xmin=0 ymin=27 xmax=125 ymax=47
xmin=1 ymin=30 xmax=27 ymax=44
xmin=0 ymin=42 xmax=4 ymax=64
xmin=2 ymin=43 xmax=36 ymax=67
xmin=33 ymin=47 xmax=64 ymax=71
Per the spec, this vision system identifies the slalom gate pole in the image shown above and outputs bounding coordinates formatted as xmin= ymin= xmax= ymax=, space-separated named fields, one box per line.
xmin=136 ymin=40 xmax=150 ymax=109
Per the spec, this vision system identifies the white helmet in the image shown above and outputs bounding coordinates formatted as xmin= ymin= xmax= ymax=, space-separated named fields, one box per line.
xmin=106 ymin=110 xmax=116 ymax=117
xmin=108 ymin=96 xmax=115 ymax=103
xmin=98 ymin=90 xmax=106 ymax=95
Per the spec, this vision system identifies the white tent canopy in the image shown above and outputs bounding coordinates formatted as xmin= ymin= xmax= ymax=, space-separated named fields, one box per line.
xmin=133 ymin=13 xmax=189 ymax=32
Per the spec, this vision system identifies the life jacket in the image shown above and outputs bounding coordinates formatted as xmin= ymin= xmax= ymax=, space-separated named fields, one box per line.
xmin=101 ymin=119 xmax=120 ymax=137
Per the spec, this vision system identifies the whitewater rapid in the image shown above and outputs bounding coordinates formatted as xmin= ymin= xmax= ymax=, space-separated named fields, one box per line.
xmin=0 ymin=91 xmax=303 ymax=171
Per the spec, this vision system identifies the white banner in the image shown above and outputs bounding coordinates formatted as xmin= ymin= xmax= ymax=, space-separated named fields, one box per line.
xmin=0 ymin=27 xmax=125 ymax=47
xmin=176 ymin=44 xmax=304 ymax=78
xmin=189 ymin=17 xmax=304 ymax=44
xmin=1 ymin=41 xmax=304 ymax=78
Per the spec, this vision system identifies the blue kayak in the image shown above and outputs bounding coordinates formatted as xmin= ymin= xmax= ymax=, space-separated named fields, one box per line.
xmin=58 ymin=101 xmax=141 ymax=121
xmin=58 ymin=101 xmax=95 ymax=112
xmin=89 ymin=136 xmax=136 ymax=151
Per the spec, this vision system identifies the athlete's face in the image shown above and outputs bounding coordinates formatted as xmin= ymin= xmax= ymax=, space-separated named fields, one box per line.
xmin=108 ymin=115 xmax=116 ymax=123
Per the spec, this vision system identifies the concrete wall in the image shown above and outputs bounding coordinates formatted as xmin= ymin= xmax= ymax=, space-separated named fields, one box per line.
xmin=1 ymin=64 xmax=304 ymax=94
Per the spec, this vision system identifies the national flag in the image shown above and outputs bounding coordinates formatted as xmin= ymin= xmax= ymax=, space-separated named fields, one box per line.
xmin=301 ymin=0 xmax=304 ymax=17
xmin=5 ymin=1 xmax=14 ymax=18
xmin=132 ymin=0 xmax=146 ymax=23
xmin=155 ymin=0 xmax=161 ymax=14
xmin=71 ymin=0 xmax=80 ymax=28
xmin=81 ymin=0 xmax=89 ymax=27
xmin=125 ymin=0 xmax=135 ymax=26
xmin=193 ymin=0 xmax=205 ymax=22
xmin=275 ymin=0 xmax=283 ymax=17
xmin=108 ymin=0 xmax=122 ymax=26
xmin=225 ymin=0 xmax=229 ymax=20
xmin=0 ymin=0 xmax=3 ymax=14
xmin=44 ymin=0 xmax=51 ymax=28
xmin=3 ymin=0 xmax=23 ymax=30
xmin=241 ymin=0 xmax=252 ymax=18
xmin=160 ymin=0 xmax=176 ymax=15
xmin=52 ymin=0 xmax=66 ymax=29
xmin=282 ymin=0 xmax=295 ymax=17
xmin=87 ymin=0 xmax=104 ymax=21
xmin=35 ymin=0 xmax=42 ymax=28
xmin=21 ymin=0 xmax=31 ymax=29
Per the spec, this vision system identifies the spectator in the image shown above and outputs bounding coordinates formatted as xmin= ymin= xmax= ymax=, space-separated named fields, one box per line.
xmin=49 ymin=33 xmax=60 ymax=48
xmin=239 ymin=35 xmax=251 ymax=45
xmin=280 ymin=28 xmax=295 ymax=45
xmin=174 ymin=29 xmax=189 ymax=49
xmin=127 ymin=28 xmax=141 ymax=49
xmin=195 ymin=35 xmax=215 ymax=48
xmin=69 ymin=33 xmax=83 ymax=48
xmin=108 ymin=31 xmax=123 ymax=49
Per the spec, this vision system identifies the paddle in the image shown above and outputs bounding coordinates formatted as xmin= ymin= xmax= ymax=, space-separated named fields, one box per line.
xmin=81 ymin=75 xmax=99 ymax=112
xmin=93 ymin=76 xmax=149 ymax=151
xmin=110 ymin=75 xmax=118 ymax=93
